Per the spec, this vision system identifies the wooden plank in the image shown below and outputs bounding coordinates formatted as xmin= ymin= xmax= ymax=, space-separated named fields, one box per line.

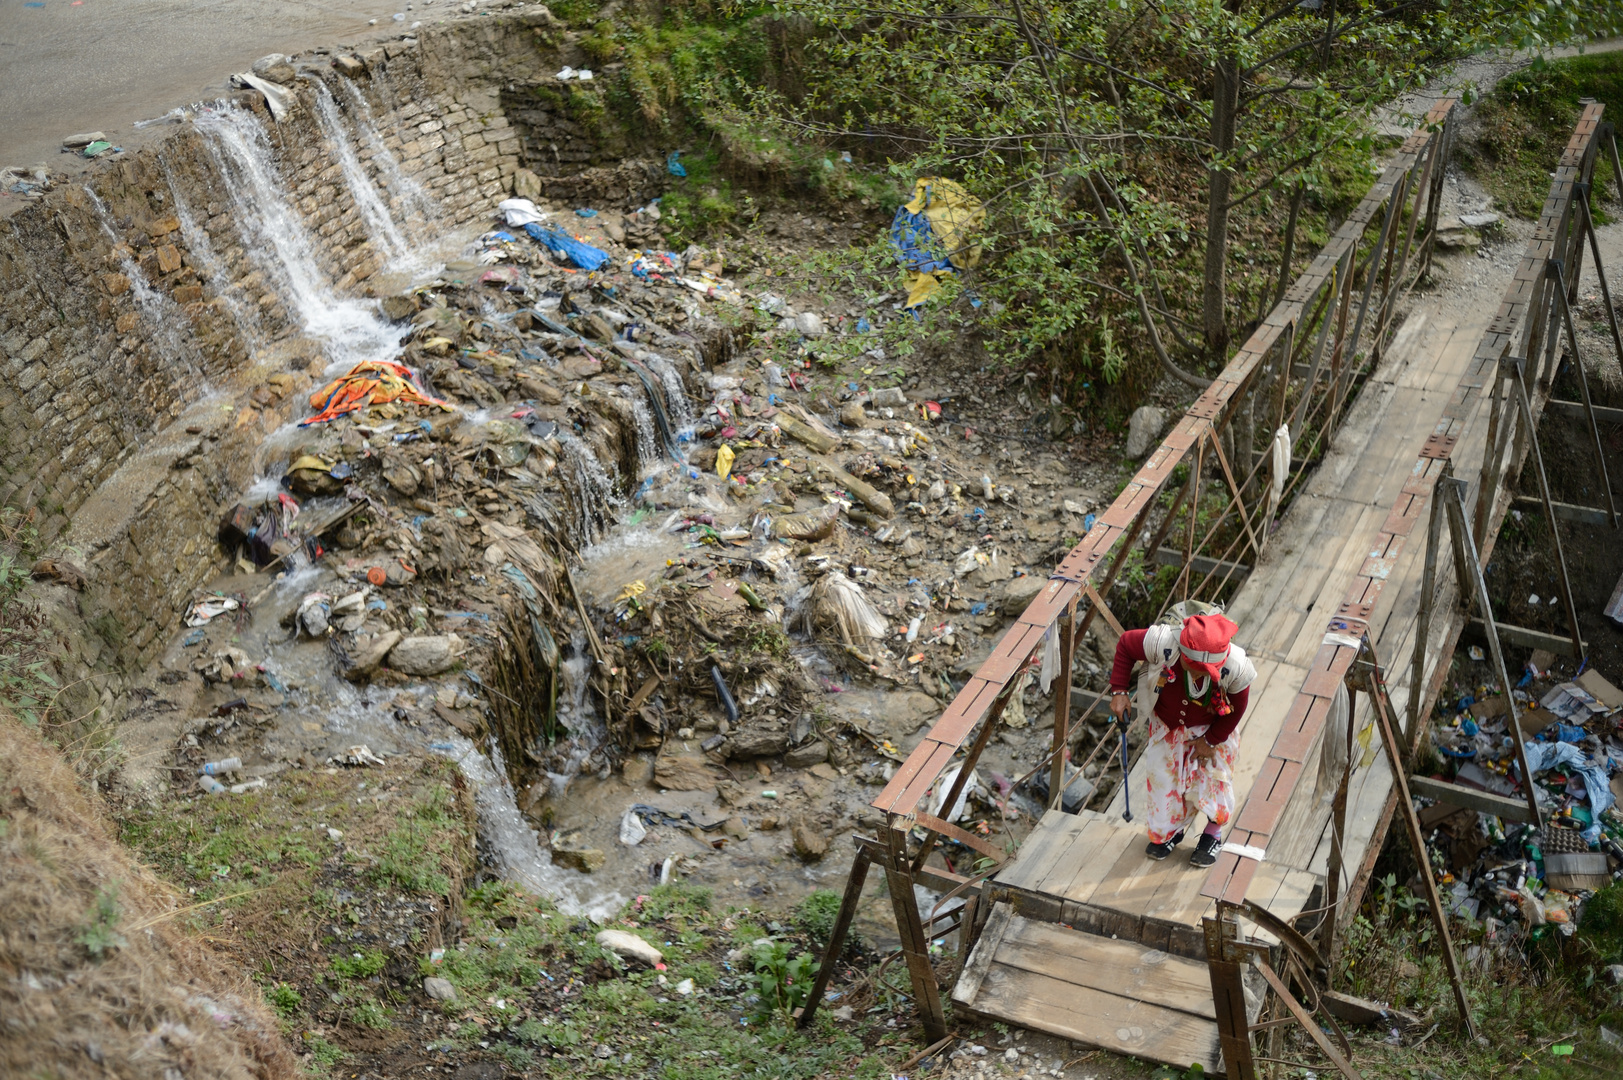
xmin=1049 ymin=819 xmax=1136 ymax=905
xmin=951 ymin=899 xmax=1012 ymax=1006
xmin=1407 ymin=774 xmax=1538 ymax=823
xmin=995 ymin=809 xmax=1082 ymax=893
xmin=968 ymin=963 xmax=1221 ymax=1075
xmin=1545 ymin=396 xmax=1623 ymax=425
xmin=1464 ymin=617 xmax=1585 ymax=658
xmin=1028 ymin=814 xmax=1104 ymax=896
xmin=1511 ymin=494 xmax=1615 ymax=526
xmin=991 ymin=914 xmax=1217 ymax=1018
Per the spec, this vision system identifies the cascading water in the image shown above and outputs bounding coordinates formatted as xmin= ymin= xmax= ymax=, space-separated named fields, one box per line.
xmin=160 ymin=159 xmax=263 ymax=361
xmin=309 ymin=80 xmax=411 ymax=268
xmin=436 ymin=736 xmax=622 ymax=920
xmin=338 ymin=76 xmax=438 ymax=230
xmin=543 ymin=632 xmax=610 ymax=798
xmin=645 ymin=353 xmax=695 ymax=433
xmin=83 ymin=186 xmax=209 ymax=389
xmin=193 ymin=103 xmax=403 ymax=371
xmin=630 ymin=396 xmax=660 ymax=473
xmin=558 ymin=433 xmax=622 ymax=547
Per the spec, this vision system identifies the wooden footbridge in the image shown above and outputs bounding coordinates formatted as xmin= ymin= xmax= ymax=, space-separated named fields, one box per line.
xmin=800 ymin=101 xmax=1623 ymax=1076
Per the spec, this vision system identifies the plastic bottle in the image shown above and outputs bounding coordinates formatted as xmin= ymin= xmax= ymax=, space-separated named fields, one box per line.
xmin=198 ymin=775 xmax=226 ymax=795
xmin=201 ymin=757 xmax=242 ymax=776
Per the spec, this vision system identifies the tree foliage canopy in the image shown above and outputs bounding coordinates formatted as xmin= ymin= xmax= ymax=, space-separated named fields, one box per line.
xmin=739 ymin=0 xmax=1621 ymax=392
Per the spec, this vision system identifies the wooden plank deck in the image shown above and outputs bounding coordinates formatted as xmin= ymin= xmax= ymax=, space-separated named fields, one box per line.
xmin=985 ymin=293 xmax=1504 ymax=948
xmin=953 ymin=903 xmax=1225 ymax=1074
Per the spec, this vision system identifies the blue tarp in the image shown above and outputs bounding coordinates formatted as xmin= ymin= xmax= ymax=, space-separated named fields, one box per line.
xmin=523 ymin=222 xmax=609 ymax=271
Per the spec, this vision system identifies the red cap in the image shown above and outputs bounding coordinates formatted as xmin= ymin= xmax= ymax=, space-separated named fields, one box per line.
xmin=1178 ymin=614 xmax=1238 ymax=681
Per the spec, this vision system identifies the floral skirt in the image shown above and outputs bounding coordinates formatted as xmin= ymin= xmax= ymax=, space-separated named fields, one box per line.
xmin=1142 ymin=714 xmax=1238 ymax=845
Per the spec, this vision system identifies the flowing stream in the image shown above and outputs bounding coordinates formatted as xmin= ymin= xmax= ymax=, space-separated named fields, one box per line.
xmin=143 ymin=90 xmax=727 ymax=919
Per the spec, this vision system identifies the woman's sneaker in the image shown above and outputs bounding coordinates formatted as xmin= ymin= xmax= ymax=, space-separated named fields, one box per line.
xmin=1144 ymin=831 xmax=1185 ymax=860
xmin=1190 ymin=832 xmax=1223 ymax=868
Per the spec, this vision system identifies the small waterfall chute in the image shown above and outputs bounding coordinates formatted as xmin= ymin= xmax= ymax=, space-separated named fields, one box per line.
xmin=309 ymin=80 xmax=410 ymax=267
xmin=193 ymin=102 xmax=404 ymax=370
xmin=83 ymin=186 xmax=209 ymax=390
xmin=644 ymin=352 xmax=695 ymax=434
xmin=338 ymin=76 xmax=439 ymax=229
xmin=558 ymin=433 xmax=622 ymax=548
xmin=160 ymin=158 xmax=263 ymax=360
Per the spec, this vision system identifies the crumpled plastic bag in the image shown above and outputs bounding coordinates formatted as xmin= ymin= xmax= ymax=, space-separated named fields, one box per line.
xmin=807 ymin=572 xmax=888 ymax=651
xmin=772 ymin=504 xmax=839 ymax=542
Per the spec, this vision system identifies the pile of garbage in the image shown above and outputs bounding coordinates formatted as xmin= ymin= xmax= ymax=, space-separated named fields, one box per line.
xmin=170 ymin=184 xmax=1114 ymax=880
xmin=1422 ymin=651 xmax=1623 ymax=942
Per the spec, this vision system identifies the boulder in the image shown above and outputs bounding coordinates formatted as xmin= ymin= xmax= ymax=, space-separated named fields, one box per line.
xmin=423 ymin=976 xmax=457 ymax=1001
xmin=595 ymin=929 xmax=662 ymax=967
xmin=1000 ymin=574 xmax=1047 ymax=616
xmin=380 ymin=294 xmax=417 ymax=322
xmin=333 ymin=54 xmax=367 ymax=76
xmin=795 ymin=311 xmax=826 ymax=337
xmin=870 ymin=386 xmax=907 ymax=407
xmin=61 ymin=132 xmax=106 ymax=150
xmin=874 ymin=690 xmax=942 ymax=741
xmin=388 ymin=635 xmax=463 ymax=676
xmin=342 ymin=630 xmax=402 ymax=682
xmin=653 ymin=752 xmax=714 ymax=791
xmin=783 ymin=741 xmax=829 ymax=769
xmin=1124 ymin=405 xmax=1166 ymax=458
xmin=1434 ymin=225 xmax=1480 ymax=250
xmin=551 ymin=833 xmax=606 ymax=873
xmin=725 ymin=724 xmax=791 ymax=760
xmin=838 ymin=402 xmax=868 ymax=428
xmin=251 ymin=53 xmax=298 ymax=85
xmin=512 ymin=168 xmax=543 ymax=202
xmin=792 ymin=819 xmax=829 ymax=861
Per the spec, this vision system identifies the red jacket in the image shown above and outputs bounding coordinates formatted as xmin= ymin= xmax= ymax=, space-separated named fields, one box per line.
xmin=1109 ymin=628 xmax=1249 ymax=744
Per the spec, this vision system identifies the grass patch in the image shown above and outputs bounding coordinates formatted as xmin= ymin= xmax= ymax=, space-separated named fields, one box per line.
xmin=1332 ymin=874 xmax=1623 ymax=1076
xmin=416 ymin=881 xmax=912 ymax=1077
xmin=1465 ymin=52 xmax=1623 ymax=219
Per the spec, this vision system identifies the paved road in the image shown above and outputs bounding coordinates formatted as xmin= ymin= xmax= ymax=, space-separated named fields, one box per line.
xmin=0 ymin=0 xmax=411 ymax=167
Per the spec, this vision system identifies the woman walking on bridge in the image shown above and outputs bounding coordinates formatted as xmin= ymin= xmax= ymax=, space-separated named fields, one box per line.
xmin=1107 ymin=612 xmax=1256 ymax=868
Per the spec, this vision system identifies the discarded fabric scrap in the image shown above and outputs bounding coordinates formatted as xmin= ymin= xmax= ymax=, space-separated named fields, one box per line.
xmin=889 ymin=177 xmax=985 ymax=308
xmin=302 ymin=360 xmax=452 ymax=426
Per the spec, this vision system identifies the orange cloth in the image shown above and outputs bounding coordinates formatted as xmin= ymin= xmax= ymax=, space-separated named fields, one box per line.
xmin=302 ymin=360 xmax=451 ymax=426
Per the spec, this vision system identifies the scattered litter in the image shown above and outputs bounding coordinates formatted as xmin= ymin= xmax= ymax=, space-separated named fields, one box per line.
xmin=334 ymin=745 xmax=386 ymax=767
xmin=186 ymin=596 xmax=240 ymax=627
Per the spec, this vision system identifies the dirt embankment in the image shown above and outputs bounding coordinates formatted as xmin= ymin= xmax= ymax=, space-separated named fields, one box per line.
xmin=0 ymin=715 xmax=300 ymax=1079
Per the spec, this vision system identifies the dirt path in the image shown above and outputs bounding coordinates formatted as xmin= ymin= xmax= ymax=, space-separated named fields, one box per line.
xmin=0 ymin=0 xmax=409 ymax=169
xmin=1377 ymin=35 xmax=1623 ymax=138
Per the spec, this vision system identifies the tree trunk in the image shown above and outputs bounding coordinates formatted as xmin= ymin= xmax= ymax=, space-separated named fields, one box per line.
xmin=1202 ymin=50 xmax=1240 ymax=356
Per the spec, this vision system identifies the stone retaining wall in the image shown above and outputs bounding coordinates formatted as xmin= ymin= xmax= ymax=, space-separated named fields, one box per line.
xmin=0 ymin=10 xmax=612 ymax=695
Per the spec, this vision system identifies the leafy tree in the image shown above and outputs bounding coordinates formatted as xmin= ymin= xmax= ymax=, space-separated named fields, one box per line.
xmin=747 ymin=0 xmax=1621 ymax=385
